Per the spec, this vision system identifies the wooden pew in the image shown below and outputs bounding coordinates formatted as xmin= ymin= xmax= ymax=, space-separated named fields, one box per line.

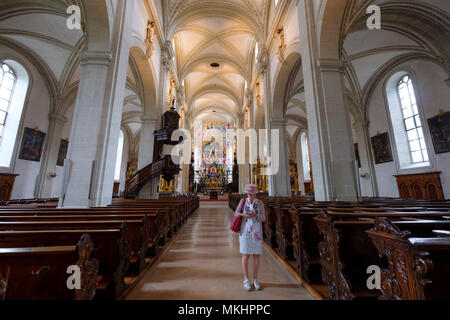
xmin=0 ymin=227 xmax=129 ymax=299
xmin=367 ymin=218 xmax=450 ymax=300
xmin=290 ymin=207 xmax=323 ymax=283
xmin=107 ymin=204 xmax=180 ymax=236
xmin=274 ymin=203 xmax=294 ymax=261
xmin=0 ymin=219 xmax=149 ymax=276
xmin=0 ymin=234 xmax=98 ymax=300
xmin=0 ymin=211 xmax=163 ymax=256
xmin=0 ymin=208 xmax=166 ymax=251
xmin=0 ymin=196 xmax=199 ymax=300
xmin=263 ymin=201 xmax=278 ymax=248
xmin=314 ymin=211 xmax=450 ymax=300
xmin=0 ymin=197 xmax=200 ymax=256
xmin=289 ymin=204 xmax=450 ymax=281
xmin=433 ymin=230 xmax=450 ymax=237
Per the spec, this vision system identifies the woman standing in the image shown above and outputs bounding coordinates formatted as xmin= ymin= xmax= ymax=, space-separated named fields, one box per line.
xmin=234 ymin=184 xmax=266 ymax=291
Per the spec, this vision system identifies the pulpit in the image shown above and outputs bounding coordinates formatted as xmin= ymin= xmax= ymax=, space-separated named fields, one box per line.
xmin=0 ymin=173 xmax=18 ymax=201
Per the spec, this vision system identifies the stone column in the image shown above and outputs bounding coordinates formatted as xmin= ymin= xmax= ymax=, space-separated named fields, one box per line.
xmin=60 ymin=0 xmax=134 ymax=207
xmin=137 ymin=117 xmax=158 ymax=199
xmin=181 ymin=116 xmax=191 ymax=193
xmin=269 ymin=118 xmax=291 ymax=196
xmin=295 ymin=135 xmax=306 ymax=195
xmin=36 ymin=111 xmax=67 ymax=198
xmin=138 ymin=47 xmax=173 ymax=199
xmin=238 ymin=161 xmax=251 ymax=193
xmin=297 ymin=0 xmax=358 ymax=201
xmin=258 ymin=51 xmax=276 ymax=195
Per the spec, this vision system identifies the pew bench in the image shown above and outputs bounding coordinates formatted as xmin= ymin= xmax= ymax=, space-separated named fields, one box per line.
xmin=0 ymin=234 xmax=97 ymax=300
xmin=0 ymin=228 xmax=129 ymax=299
xmin=0 ymin=219 xmax=149 ymax=276
xmin=367 ymin=218 xmax=450 ymax=300
xmin=314 ymin=212 xmax=450 ymax=300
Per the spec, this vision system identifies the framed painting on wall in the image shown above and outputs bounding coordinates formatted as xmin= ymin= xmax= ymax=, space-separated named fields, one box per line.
xmin=371 ymin=132 xmax=393 ymax=164
xmin=19 ymin=127 xmax=46 ymax=162
xmin=126 ymin=158 xmax=138 ymax=181
xmin=427 ymin=111 xmax=450 ymax=154
xmin=57 ymin=139 xmax=69 ymax=166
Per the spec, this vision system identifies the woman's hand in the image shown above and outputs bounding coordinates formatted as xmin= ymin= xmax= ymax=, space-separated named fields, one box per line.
xmin=241 ymin=211 xmax=257 ymax=219
xmin=249 ymin=211 xmax=257 ymax=218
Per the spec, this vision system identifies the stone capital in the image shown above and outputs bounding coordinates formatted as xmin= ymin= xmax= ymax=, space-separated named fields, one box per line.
xmin=48 ymin=112 xmax=68 ymax=125
xmin=317 ymin=58 xmax=346 ymax=73
xmin=162 ymin=58 xmax=172 ymax=73
xmin=79 ymin=51 xmax=112 ymax=66
xmin=141 ymin=117 xmax=158 ymax=126
xmin=271 ymin=118 xmax=287 ymax=127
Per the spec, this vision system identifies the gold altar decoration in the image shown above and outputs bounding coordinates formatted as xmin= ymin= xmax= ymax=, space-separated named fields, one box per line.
xmin=252 ymin=158 xmax=268 ymax=192
xmin=159 ymin=174 xmax=175 ymax=193
xmin=289 ymin=160 xmax=299 ymax=191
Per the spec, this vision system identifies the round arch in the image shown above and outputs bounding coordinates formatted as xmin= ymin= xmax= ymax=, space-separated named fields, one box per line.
xmin=271 ymin=51 xmax=302 ymax=120
xmin=129 ymin=46 xmax=158 ymax=117
xmin=82 ymin=0 xmax=112 ymax=52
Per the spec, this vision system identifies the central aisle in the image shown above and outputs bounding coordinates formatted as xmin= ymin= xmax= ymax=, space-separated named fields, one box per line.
xmin=126 ymin=201 xmax=315 ymax=300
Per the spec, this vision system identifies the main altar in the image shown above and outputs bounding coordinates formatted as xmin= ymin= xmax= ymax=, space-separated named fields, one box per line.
xmin=192 ymin=121 xmax=235 ymax=195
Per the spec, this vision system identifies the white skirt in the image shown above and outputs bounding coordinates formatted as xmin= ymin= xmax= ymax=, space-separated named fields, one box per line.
xmin=239 ymin=231 xmax=263 ymax=255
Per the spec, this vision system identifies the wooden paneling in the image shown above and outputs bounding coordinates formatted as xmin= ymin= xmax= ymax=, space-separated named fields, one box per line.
xmin=113 ymin=182 xmax=120 ymax=197
xmin=395 ymin=172 xmax=445 ymax=200
xmin=0 ymin=174 xmax=18 ymax=201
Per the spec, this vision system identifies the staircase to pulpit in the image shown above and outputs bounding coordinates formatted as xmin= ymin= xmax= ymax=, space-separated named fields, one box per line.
xmin=125 ymin=107 xmax=183 ymax=198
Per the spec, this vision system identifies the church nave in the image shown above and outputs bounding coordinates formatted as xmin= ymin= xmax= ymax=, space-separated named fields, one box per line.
xmin=127 ymin=201 xmax=315 ymax=300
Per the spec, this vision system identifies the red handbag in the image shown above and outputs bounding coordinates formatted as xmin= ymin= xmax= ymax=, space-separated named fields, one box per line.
xmin=230 ymin=215 xmax=242 ymax=233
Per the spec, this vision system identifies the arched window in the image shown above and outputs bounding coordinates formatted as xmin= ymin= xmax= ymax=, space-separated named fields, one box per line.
xmin=0 ymin=60 xmax=29 ymax=168
xmin=397 ymin=75 xmax=428 ymax=164
xmin=114 ymin=130 xmax=124 ymax=181
xmin=0 ymin=63 xmax=16 ymax=147
xmin=385 ymin=71 xmax=430 ymax=170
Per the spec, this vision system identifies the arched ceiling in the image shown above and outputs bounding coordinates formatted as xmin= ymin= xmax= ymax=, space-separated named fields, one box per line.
xmin=0 ymin=0 xmax=84 ymax=94
xmin=168 ymin=0 xmax=270 ymax=124
xmin=343 ymin=0 xmax=450 ymax=107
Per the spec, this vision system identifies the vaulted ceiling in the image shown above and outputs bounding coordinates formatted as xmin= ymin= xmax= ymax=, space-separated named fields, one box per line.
xmin=167 ymin=0 xmax=271 ymax=124
xmin=343 ymin=0 xmax=450 ymax=110
xmin=0 ymin=0 xmax=83 ymax=95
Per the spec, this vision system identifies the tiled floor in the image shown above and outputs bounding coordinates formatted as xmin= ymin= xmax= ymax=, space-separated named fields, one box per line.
xmin=126 ymin=202 xmax=315 ymax=300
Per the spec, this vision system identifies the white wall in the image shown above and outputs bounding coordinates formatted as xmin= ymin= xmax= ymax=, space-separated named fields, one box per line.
xmin=118 ymin=133 xmax=129 ymax=195
xmin=51 ymin=105 xmax=75 ymax=198
xmin=0 ymin=45 xmax=52 ymax=199
xmin=367 ymin=59 xmax=450 ymax=199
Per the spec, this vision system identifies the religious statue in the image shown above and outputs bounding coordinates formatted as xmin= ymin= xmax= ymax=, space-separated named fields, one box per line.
xmin=255 ymin=82 xmax=262 ymax=108
xmin=275 ymin=27 xmax=286 ymax=64
xmin=145 ymin=21 xmax=156 ymax=59
xmin=166 ymin=77 xmax=176 ymax=110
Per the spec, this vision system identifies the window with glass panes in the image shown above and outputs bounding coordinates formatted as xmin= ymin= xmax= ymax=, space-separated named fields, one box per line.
xmin=397 ymin=75 xmax=429 ymax=164
xmin=0 ymin=63 xmax=16 ymax=146
xmin=0 ymin=63 xmax=16 ymax=144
